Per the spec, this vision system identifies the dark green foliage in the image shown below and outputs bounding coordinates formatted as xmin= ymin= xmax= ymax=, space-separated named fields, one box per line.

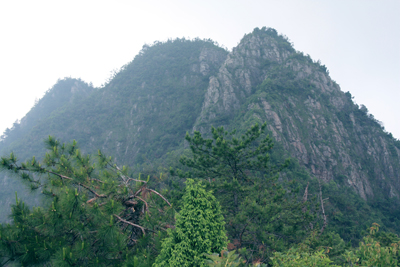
xmin=178 ymin=123 xmax=277 ymax=180
xmin=268 ymin=224 xmax=400 ymax=266
xmin=0 ymin=137 xmax=173 ymax=266
xmin=154 ymin=179 xmax=227 ymax=267
xmin=176 ymin=123 xmax=313 ymax=265
xmin=344 ymin=223 xmax=400 ymax=266
xmin=271 ymin=248 xmax=339 ymax=267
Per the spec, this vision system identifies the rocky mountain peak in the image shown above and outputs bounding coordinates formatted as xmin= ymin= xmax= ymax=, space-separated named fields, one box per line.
xmin=196 ymin=27 xmax=297 ymax=128
xmin=193 ymin=28 xmax=400 ymax=203
xmin=234 ymin=27 xmax=294 ymax=64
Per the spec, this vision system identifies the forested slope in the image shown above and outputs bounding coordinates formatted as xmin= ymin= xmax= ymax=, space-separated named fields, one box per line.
xmin=0 ymin=39 xmax=228 ymax=220
xmin=1 ymin=28 xmax=399 ymax=244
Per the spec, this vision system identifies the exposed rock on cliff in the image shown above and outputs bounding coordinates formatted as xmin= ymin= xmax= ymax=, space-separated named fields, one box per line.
xmin=195 ymin=27 xmax=400 ymax=202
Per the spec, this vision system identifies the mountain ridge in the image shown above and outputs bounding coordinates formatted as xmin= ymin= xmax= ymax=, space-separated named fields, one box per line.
xmin=1 ymin=28 xmax=399 ymax=238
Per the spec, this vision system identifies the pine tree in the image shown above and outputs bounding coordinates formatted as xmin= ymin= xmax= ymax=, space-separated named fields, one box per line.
xmin=174 ymin=123 xmax=313 ymax=264
xmin=154 ymin=179 xmax=227 ymax=267
xmin=0 ymin=137 xmax=172 ymax=266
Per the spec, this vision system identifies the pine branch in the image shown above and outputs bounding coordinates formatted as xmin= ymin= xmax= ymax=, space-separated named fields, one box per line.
xmin=47 ymin=171 xmax=106 ymax=198
xmin=78 ymin=182 xmax=107 ymax=199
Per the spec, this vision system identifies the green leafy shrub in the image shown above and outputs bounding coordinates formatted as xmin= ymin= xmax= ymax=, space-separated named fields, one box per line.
xmin=344 ymin=223 xmax=400 ymax=267
xmin=153 ymin=179 xmax=227 ymax=267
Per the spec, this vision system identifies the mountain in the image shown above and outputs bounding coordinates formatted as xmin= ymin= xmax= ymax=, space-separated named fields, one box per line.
xmin=0 ymin=39 xmax=227 ymax=164
xmin=1 ymin=28 xmax=399 ymax=240
xmin=195 ymin=28 xmax=400 ymax=203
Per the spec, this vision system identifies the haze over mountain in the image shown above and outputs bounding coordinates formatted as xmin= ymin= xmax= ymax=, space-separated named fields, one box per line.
xmin=1 ymin=1 xmax=399 ymax=141
xmin=1 ymin=28 xmax=399 ymax=244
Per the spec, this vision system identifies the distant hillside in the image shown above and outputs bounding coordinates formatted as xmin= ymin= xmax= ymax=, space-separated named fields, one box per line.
xmin=1 ymin=28 xmax=400 ymax=242
xmin=0 ymin=78 xmax=94 ymax=218
xmin=0 ymin=78 xmax=94 ymax=152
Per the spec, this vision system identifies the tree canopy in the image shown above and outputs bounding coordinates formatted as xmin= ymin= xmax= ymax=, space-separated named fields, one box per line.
xmin=1 ymin=126 xmax=399 ymax=266
xmin=176 ymin=123 xmax=313 ymax=264
xmin=0 ymin=137 xmax=173 ymax=266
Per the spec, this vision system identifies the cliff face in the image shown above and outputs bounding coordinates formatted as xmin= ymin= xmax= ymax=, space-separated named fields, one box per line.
xmin=196 ymin=27 xmax=400 ymax=201
xmin=196 ymin=30 xmax=294 ymax=127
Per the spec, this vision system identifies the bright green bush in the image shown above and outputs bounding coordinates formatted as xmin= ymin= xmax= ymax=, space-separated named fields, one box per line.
xmin=153 ymin=179 xmax=227 ymax=267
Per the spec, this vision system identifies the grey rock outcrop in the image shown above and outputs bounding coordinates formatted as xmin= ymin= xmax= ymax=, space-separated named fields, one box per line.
xmin=195 ymin=27 xmax=400 ymax=201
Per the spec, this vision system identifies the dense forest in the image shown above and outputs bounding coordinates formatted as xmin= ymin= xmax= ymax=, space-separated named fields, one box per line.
xmin=1 ymin=27 xmax=400 ymax=266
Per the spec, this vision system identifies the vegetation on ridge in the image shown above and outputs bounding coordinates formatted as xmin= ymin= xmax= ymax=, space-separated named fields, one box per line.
xmin=1 ymin=27 xmax=400 ymax=266
xmin=1 ymin=126 xmax=400 ymax=266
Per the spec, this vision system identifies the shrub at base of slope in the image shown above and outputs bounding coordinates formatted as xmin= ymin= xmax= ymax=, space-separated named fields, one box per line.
xmin=269 ymin=223 xmax=400 ymax=267
xmin=343 ymin=223 xmax=400 ymax=267
xmin=153 ymin=179 xmax=227 ymax=267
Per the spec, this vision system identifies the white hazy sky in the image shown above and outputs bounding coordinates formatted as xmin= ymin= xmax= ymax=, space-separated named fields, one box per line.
xmin=1 ymin=0 xmax=399 ymax=138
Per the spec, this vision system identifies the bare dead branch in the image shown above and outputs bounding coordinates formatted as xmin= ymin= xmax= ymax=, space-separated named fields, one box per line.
xmin=132 ymin=185 xmax=145 ymax=198
xmin=123 ymin=200 xmax=138 ymax=207
xmin=302 ymin=182 xmax=309 ymax=203
xmin=79 ymin=183 xmax=107 ymax=198
xmin=114 ymin=165 xmax=128 ymax=183
xmin=89 ymin=178 xmax=104 ymax=183
xmin=148 ymin=189 xmax=171 ymax=206
xmin=125 ymin=178 xmax=147 ymax=184
xmin=47 ymin=171 xmax=73 ymax=180
xmin=87 ymin=197 xmax=97 ymax=204
xmin=135 ymin=196 xmax=149 ymax=212
xmin=113 ymin=214 xmax=146 ymax=235
xmin=113 ymin=165 xmax=148 ymax=186
xmin=318 ymin=179 xmax=327 ymax=236
xmin=302 ymin=182 xmax=309 ymax=213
